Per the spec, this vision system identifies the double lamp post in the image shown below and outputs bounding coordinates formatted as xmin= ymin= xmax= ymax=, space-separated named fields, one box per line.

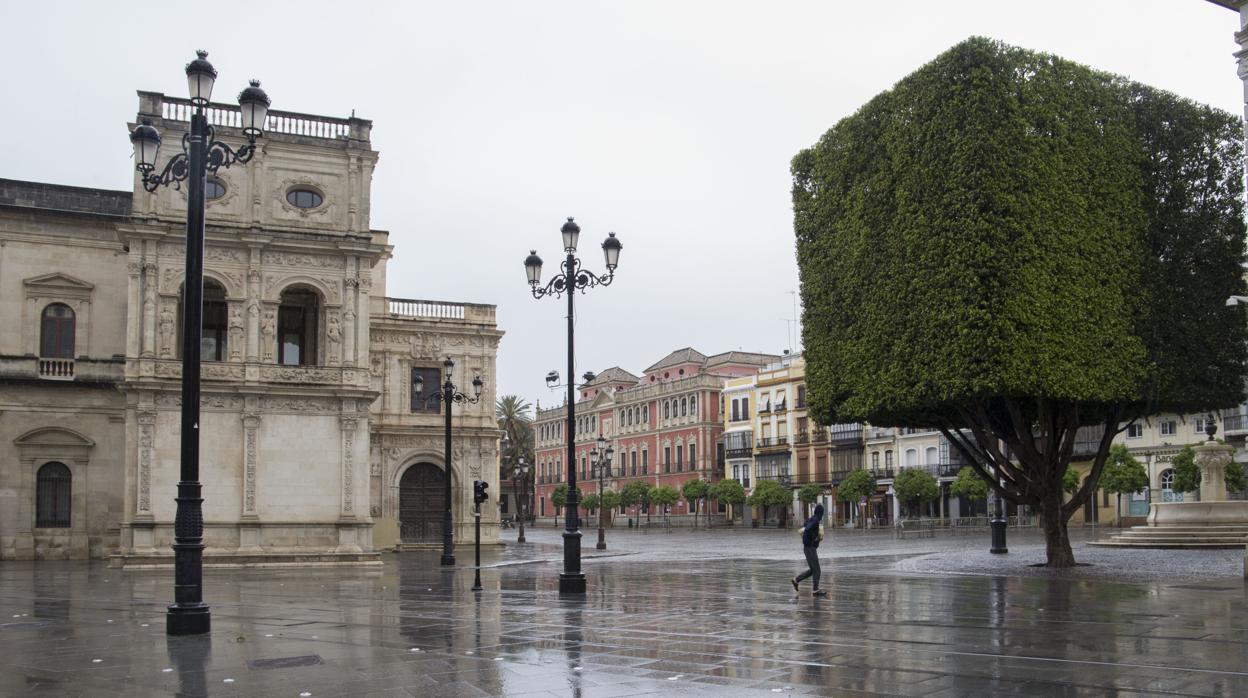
xmin=129 ymin=51 xmax=271 ymax=637
xmin=525 ymin=218 xmax=621 ymax=594
xmin=590 ymin=435 xmax=614 ymax=551
xmin=413 ymin=357 xmax=483 ymax=567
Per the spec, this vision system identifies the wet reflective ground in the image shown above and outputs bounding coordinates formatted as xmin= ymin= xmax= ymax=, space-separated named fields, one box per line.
xmin=1 ymin=527 xmax=1245 ymax=696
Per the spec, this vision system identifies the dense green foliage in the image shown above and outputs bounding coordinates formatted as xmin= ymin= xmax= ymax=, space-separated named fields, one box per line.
xmin=600 ymin=489 xmax=620 ymax=512
xmin=798 ymin=483 xmax=822 ymax=505
xmin=496 ymin=395 xmax=535 ymax=465
xmin=836 ymin=470 xmax=876 ymax=503
xmin=1100 ymin=445 xmax=1149 ymax=496
xmin=894 ymin=469 xmax=939 ymax=517
xmin=1172 ymin=446 xmax=1199 ymax=494
xmin=710 ymin=479 xmax=746 ymax=522
xmin=1062 ymin=467 xmax=1082 ymax=496
xmin=649 ymin=485 xmax=680 ymax=518
xmin=1226 ymin=461 xmax=1245 ymax=494
xmin=792 ymin=37 xmax=1246 ymax=566
xmin=950 ymin=467 xmax=988 ymax=501
xmin=581 ymin=492 xmax=600 ymax=513
xmin=682 ymin=479 xmax=710 ymax=526
xmin=620 ymin=481 xmax=650 ymax=510
xmin=747 ymin=479 xmax=791 ymax=524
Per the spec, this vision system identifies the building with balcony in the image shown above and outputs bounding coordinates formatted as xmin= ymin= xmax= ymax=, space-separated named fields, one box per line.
xmin=533 ymin=348 xmax=777 ymax=522
xmin=0 ymin=91 xmax=501 ymax=562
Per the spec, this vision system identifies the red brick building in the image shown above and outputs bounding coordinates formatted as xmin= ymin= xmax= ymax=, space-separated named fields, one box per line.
xmin=533 ymin=348 xmax=778 ymax=522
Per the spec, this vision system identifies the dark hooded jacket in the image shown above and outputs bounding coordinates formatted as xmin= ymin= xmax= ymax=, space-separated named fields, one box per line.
xmin=801 ymin=504 xmax=825 ymax=548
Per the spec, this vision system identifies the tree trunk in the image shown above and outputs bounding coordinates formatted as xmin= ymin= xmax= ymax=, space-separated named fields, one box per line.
xmin=1116 ymin=493 xmax=1121 ymax=528
xmin=1041 ymin=499 xmax=1076 ymax=567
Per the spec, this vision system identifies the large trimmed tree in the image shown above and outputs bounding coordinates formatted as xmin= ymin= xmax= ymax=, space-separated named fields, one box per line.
xmin=793 ymin=37 xmax=1246 ymax=566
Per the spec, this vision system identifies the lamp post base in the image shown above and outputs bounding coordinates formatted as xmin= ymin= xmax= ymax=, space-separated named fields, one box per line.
xmin=990 ymin=520 xmax=1008 ymax=554
xmin=596 ymin=526 xmax=606 ymax=550
xmin=166 ymin=604 xmax=211 ymax=636
xmin=560 ymin=528 xmax=586 ymax=595
xmin=441 ymin=554 xmax=455 ymax=566
xmin=559 ymin=573 xmax=587 ymax=594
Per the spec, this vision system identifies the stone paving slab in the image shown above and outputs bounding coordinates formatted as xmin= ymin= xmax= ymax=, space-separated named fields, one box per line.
xmin=0 ymin=527 xmax=1246 ymax=696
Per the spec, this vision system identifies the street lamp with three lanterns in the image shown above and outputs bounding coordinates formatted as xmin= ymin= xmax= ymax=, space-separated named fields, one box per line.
xmin=128 ymin=50 xmax=270 ymax=637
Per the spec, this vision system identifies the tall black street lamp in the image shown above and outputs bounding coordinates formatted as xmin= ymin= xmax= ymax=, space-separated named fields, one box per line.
xmin=512 ymin=457 xmax=530 ymax=543
xmin=591 ymin=434 xmax=614 ymax=550
xmin=413 ymin=356 xmax=484 ymax=566
xmin=525 ymin=218 xmax=621 ymax=594
xmin=129 ymin=51 xmax=271 ymax=637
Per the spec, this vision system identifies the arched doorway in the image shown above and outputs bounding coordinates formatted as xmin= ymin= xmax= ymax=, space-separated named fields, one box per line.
xmin=399 ymin=463 xmax=444 ymax=543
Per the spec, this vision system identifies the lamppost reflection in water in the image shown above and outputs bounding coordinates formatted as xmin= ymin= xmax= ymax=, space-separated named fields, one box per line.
xmin=563 ymin=605 xmax=585 ymax=698
xmin=166 ymin=634 xmax=211 ymax=698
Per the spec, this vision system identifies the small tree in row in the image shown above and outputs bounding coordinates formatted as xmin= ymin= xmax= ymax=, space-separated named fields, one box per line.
xmin=682 ymin=479 xmax=709 ymax=528
xmin=747 ymin=479 xmax=791 ymax=526
xmin=600 ymin=489 xmax=621 ymax=526
xmin=798 ymin=483 xmax=822 ymax=519
xmin=893 ymin=468 xmax=939 ymax=519
xmin=620 ymin=481 xmax=650 ymax=524
xmin=837 ymin=470 xmax=876 ymax=529
xmin=709 ymin=479 xmax=746 ymax=523
xmin=649 ymin=485 xmax=680 ymax=524
xmin=1099 ymin=445 xmax=1148 ymax=526
xmin=949 ymin=467 xmax=988 ymax=509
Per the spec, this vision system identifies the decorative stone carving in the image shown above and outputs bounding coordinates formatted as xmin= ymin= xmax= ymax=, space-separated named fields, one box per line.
xmin=341 ymin=416 xmax=358 ymax=515
xmin=158 ymin=304 xmax=175 ymax=358
xmin=203 ymin=364 xmax=245 ymax=381
xmin=261 ymin=251 xmax=344 ymax=269
xmin=242 ymin=413 xmax=261 ymax=515
xmin=155 ymin=393 xmax=244 ymax=410
xmin=260 ymin=310 xmax=276 ymax=361
xmin=137 ymin=411 xmax=156 ymax=514
xmin=258 ymin=397 xmax=338 ymax=413
xmin=260 ymin=365 xmax=341 ymax=384
xmin=228 ymin=305 xmax=244 ymax=361
xmin=158 ymin=243 xmax=246 ymax=264
xmin=327 ymin=311 xmax=342 ymax=364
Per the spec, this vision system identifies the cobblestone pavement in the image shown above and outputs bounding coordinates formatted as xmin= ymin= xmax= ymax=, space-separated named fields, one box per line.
xmin=1 ymin=526 xmax=1245 ymax=697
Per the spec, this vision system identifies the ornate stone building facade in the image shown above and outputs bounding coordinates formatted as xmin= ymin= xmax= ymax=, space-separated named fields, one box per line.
xmin=0 ymin=92 xmax=501 ymax=562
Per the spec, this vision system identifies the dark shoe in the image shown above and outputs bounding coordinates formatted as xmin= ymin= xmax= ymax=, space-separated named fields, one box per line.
xmin=813 ymin=589 xmax=828 ymax=597
xmin=791 ymin=578 xmax=799 ymax=592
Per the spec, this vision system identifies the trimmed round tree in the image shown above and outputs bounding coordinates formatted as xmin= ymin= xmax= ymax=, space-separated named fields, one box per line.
xmin=600 ymin=489 xmax=620 ymax=527
xmin=836 ymin=470 xmax=876 ymax=528
xmin=682 ymin=479 xmax=710 ymax=528
xmin=893 ymin=469 xmax=939 ymax=519
xmin=747 ymin=479 xmax=791 ymax=526
xmin=793 ymin=37 xmax=1247 ymax=566
xmin=950 ymin=467 xmax=988 ymax=505
xmin=650 ymin=485 xmax=680 ymax=523
xmin=710 ymin=479 xmax=746 ymax=522
xmin=620 ymin=480 xmax=650 ymax=523
xmin=1100 ymin=445 xmax=1149 ymax=525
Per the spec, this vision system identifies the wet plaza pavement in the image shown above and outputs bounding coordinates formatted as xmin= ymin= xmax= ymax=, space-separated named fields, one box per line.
xmin=1 ymin=526 xmax=1246 ymax=696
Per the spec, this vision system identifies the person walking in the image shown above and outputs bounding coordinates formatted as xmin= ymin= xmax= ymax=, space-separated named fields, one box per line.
xmin=791 ymin=503 xmax=826 ymax=596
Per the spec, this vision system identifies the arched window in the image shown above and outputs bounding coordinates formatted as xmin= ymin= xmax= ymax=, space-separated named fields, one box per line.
xmin=664 ymin=402 xmax=670 ymax=420
xmin=36 ymin=462 xmax=71 ymax=528
xmin=643 ymin=405 xmax=649 ymax=423
xmin=925 ymin=446 xmax=938 ymax=466
xmin=40 ymin=304 xmax=75 ymax=358
xmin=905 ymin=449 xmax=918 ymax=467
xmin=681 ymin=398 xmax=688 ymax=417
xmin=278 ymin=286 xmax=319 ymax=365
xmin=690 ymin=395 xmax=697 ymax=415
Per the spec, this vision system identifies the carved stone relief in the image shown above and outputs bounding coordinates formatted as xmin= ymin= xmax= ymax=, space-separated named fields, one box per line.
xmin=137 ymin=411 xmax=156 ymax=514
xmin=261 ymin=251 xmax=344 ymax=269
xmin=258 ymin=397 xmax=338 ymax=413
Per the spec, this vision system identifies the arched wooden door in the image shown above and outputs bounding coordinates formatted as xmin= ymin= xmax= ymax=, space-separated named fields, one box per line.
xmin=400 ymin=463 xmax=444 ymax=543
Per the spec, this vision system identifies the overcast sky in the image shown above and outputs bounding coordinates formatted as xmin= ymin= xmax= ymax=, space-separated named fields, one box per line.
xmin=1 ymin=1 xmax=1242 ymax=410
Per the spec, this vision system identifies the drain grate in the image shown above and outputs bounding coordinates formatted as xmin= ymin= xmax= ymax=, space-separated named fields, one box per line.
xmin=247 ymin=655 xmax=323 ymax=670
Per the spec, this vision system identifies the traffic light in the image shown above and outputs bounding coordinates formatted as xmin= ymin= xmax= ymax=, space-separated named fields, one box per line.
xmin=474 ymin=480 xmax=489 ymax=504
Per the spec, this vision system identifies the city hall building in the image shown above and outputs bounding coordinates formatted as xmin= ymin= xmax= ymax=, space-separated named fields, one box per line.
xmin=0 ymin=91 xmax=502 ymax=563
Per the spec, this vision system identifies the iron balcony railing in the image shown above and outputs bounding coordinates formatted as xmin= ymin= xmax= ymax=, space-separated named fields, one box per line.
xmin=756 ymin=436 xmax=789 ymax=449
xmin=794 ymin=431 xmax=810 ymax=444
xmin=1223 ymin=413 xmax=1248 ymax=434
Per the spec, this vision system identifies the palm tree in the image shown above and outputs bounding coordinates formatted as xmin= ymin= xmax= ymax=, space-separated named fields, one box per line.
xmin=497 ymin=395 xmax=535 ymax=520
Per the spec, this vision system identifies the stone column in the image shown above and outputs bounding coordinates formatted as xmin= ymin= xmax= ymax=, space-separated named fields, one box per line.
xmin=124 ymin=259 xmax=142 ymax=362
xmin=343 ymin=277 xmax=359 ymax=367
xmin=1195 ymin=441 xmax=1235 ymax=503
xmin=239 ymin=411 xmax=263 ymax=553
xmin=246 ymin=268 xmax=261 ymax=362
xmin=340 ymin=416 xmax=360 ymax=519
xmin=141 ymin=262 xmax=158 ymax=357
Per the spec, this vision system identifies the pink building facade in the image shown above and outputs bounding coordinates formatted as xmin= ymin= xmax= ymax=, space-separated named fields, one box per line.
xmin=534 ymin=348 xmax=777 ymax=522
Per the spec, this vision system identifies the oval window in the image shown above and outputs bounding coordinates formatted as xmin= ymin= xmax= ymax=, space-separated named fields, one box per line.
xmin=205 ymin=179 xmax=226 ymax=200
xmin=286 ymin=189 xmax=323 ymax=209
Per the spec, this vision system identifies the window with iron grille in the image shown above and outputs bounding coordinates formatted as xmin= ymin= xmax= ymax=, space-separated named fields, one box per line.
xmin=36 ymin=462 xmax=71 ymax=528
